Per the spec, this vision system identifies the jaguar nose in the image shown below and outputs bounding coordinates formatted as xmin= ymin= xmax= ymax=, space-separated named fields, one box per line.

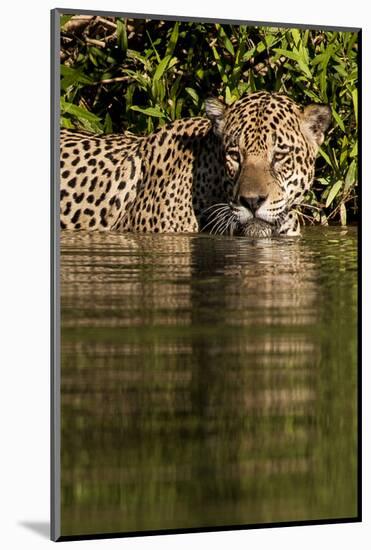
xmin=239 ymin=195 xmax=267 ymax=213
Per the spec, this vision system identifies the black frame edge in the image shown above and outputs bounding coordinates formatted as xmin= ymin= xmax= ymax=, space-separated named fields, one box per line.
xmin=357 ymin=28 xmax=362 ymax=523
xmin=56 ymin=516 xmax=361 ymax=542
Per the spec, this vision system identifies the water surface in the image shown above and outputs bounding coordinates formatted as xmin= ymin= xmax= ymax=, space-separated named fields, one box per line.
xmin=60 ymin=226 xmax=358 ymax=536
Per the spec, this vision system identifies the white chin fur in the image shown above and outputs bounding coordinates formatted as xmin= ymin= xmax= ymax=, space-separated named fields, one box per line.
xmin=233 ymin=206 xmax=254 ymax=224
xmin=255 ymin=209 xmax=277 ymax=224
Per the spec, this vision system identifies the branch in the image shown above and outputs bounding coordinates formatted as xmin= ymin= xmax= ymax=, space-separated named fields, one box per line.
xmin=85 ymin=37 xmax=106 ymax=48
xmin=94 ymin=76 xmax=133 ymax=85
xmin=62 ymin=16 xmax=94 ymax=33
xmin=96 ymin=17 xmax=118 ymax=30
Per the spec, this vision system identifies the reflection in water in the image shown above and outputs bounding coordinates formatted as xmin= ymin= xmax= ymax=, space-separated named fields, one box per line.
xmin=60 ymin=227 xmax=358 ymax=536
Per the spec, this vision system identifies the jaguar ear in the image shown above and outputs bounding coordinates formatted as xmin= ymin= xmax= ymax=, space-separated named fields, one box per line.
xmin=301 ymin=104 xmax=332 ymax=146
xmin=205 ymin=97 xmax=226 ymax=136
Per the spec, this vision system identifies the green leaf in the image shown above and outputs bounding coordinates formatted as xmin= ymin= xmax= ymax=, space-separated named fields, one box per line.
xmin=185 ymin=87 xmax=199 ymax=105
xmin=242 ymin=49 xmax=255 ymax=62
xmin=116 ymin=19 xmax=128 ymax=55
xmin=333 ymin=64 xmax=348 ymax=78
xmin=127 ymin=49 xmax=151 ymax=69
xmin=103 ymin=113 xmax=113 ymax=134
xmin=291 ymin=29 xmax=301 ymax=47
xmin=325 ymin=180 xmax=343 ymax=208
xmin=60 ymin=15 xmax=73 ymax=28
xmin=256 ymin=41 xmax=267 ymax=54
xmin=88 ymin=49 xmax=98 ymax=67
xmin=170 ymin=76 xmax=182 ymax=100
xmin=222 ymin=34 xmax=235 ymax=56
xmin=301 ymin=88 xmax=321 ymax=102
xmin=340 ymin=202 xmax=347 ymax=226
xmin=318 ymin=147 xmax=333 ymax=168
xmin=167 ymin=57 xmax=179 ymax=70
xmin=225 ymin=86 xmax=237 ymax=105
xmin=349 ymin=142 xmax=358 ymax=158
xmin=153 ymin=55 xmax=172 ymax=81
xmin=78 ymin=119 xmax=103 ymax=134
xmin=165 ymin=22 xmax=179 ymax=57
xmin=196 ymin=68 xmax=205 ymax=79
xmin=121 ymin=69 xmax=150 ymax=89
xmin=286 ymin=42 xmax=302 ymax=58
xmin=60 ymin=116 xmax=75 ymax=129
xmin=318 ymin=45 xmax=336 ymax=101
xmin=146 ymin=31 xmax=160 ymax=63
xmin=60 ymin=100 xmax=103 ymax=133
xmin=273 ymin=48 xmax=311 ymax=78
xmin=212 ymin=46 xmax=221 ymax=62
xmin=298 ymin=59 xmax=311 ymax=79
xmin=311 ymin=53 xmax=327 ymax=66
xmin=216 ymin=24 xmax=235 ymax=56
xmin=331 ymin=107 xmax=345 ymax=132
xmin=130 ymin=105 xmax=166 ymax=118
xmin=60 ymin=98 xmax=102 ymax=123
xmin=320 ymin=212 xmax=329 ymax=226
xmin=344 ymin=160 xmax=357 ymax=192
xmin=60 ymin=66 xmax=93 ymax=90
xmin=352 ymin=89 xmax=358 ymax=125
xmin=175 ymin=98 xmax=184 ymax=119
xmin=158 ymin=80 xmax=166 ymax=103
xmin=346 ymin=32 xmax=359 ymax=56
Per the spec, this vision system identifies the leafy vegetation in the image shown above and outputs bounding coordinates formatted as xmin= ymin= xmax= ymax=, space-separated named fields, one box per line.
xmin=60 ymin=15 xmax=359 ymax=224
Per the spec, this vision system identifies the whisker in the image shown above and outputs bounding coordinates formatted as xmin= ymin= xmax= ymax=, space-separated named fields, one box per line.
xmin=212 ymin=213 xmax=231 ymax=235
xmin=202 ymin=202 xmax=230 ymax=214
xmin=201 ymin=202 xmax=243 ymax=236
xmin=224 ymin=215 xmax=235 ymax=235
xmin=296 ymin=203 xmax=322 ymax=211
xmin=202 ymin=214 xmax=223 ymax=232
xmin=213 ymin=220 xmax=227 ymax=235
xmin=210 ymin=216 xmax=225 ymax=235
xmin=204 ymin=205 xmax=231 ymax=217
xmin=203 ymin=216 xmax=223 ymax=233
xmin=208 ymin=219 xmax=218 ymax=235
xmin=201 ymin=207 xmax=231 ymax=232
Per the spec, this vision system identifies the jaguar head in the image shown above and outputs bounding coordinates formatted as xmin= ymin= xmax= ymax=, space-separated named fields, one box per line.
xmin=204 ymin=92 xmax=331 ymax=237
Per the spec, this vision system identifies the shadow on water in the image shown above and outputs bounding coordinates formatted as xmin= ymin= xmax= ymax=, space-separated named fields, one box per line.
xmin=59 ymin=226 xmax=358 ymax=537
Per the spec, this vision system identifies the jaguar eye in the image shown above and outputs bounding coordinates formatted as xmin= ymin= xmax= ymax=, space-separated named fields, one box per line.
xmin=273 ymin=152 xmax=287 ymax=163
xmin=227 ymin=150 xmax=240 ymax=163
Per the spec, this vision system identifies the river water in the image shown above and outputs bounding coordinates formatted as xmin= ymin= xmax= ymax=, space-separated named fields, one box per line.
xmin=60 ymin=226 xmax=358 ymax=537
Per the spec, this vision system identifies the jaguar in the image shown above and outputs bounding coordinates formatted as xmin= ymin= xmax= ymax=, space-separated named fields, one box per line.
xmin=60 ymin=91 xmax=331 ymax=237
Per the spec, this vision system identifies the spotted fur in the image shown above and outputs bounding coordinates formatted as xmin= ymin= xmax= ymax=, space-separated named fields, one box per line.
xmin=60 ymin=91 xmax=331 ymax=236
